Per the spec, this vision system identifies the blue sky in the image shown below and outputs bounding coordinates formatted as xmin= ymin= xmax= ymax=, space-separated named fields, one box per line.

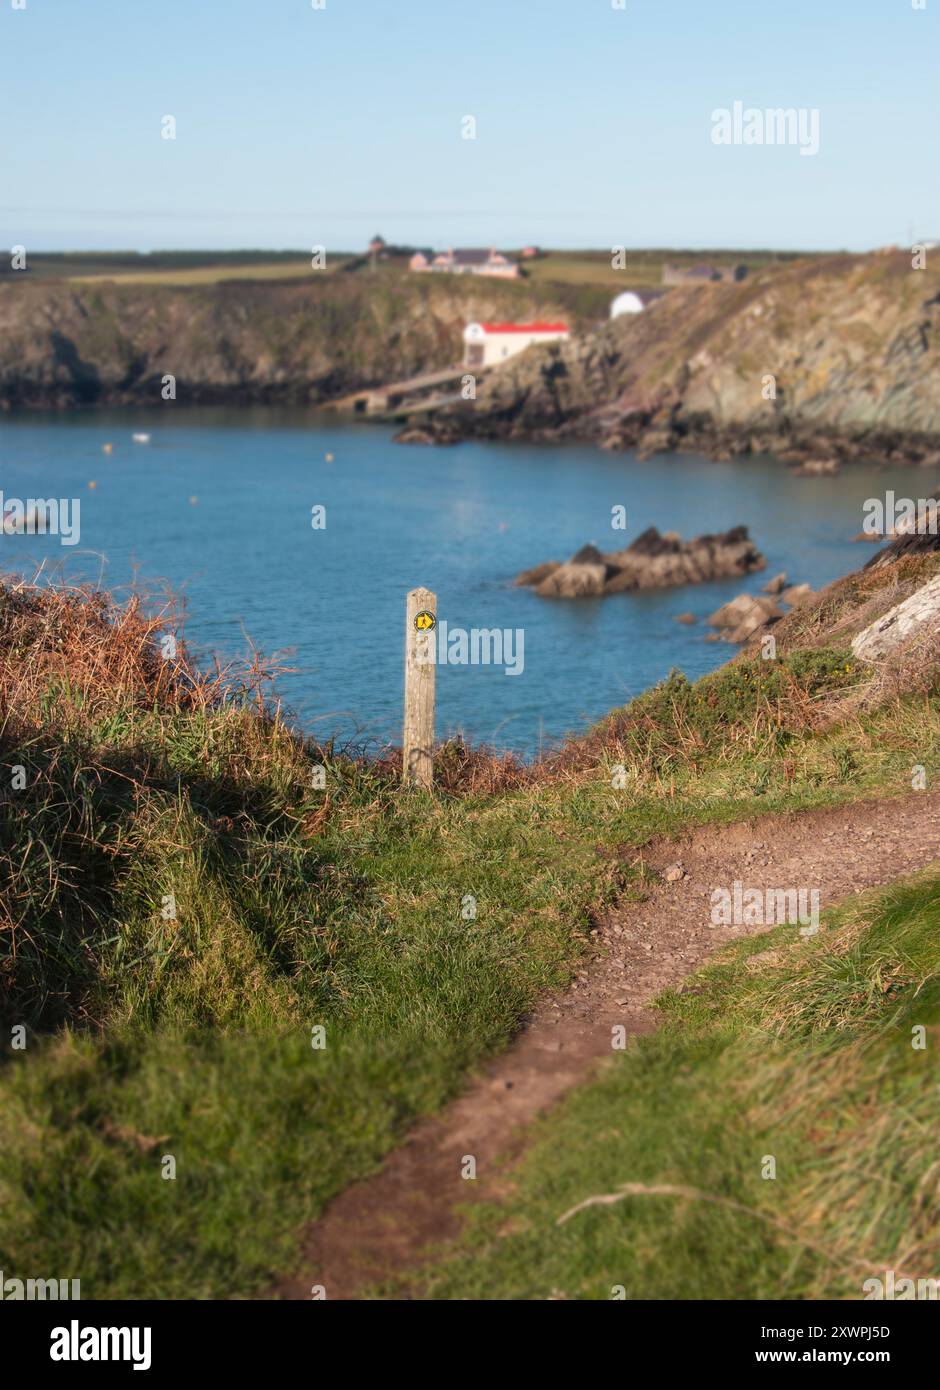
xmin=1 ymin=0 xmax=936 ymax=252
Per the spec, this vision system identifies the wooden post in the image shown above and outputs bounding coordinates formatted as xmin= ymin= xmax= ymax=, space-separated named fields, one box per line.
xmin=403 ymin=588 xmax=437 ymax=787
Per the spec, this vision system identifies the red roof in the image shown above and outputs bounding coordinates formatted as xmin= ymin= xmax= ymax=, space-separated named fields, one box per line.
xmin=477 ymin=321 xmax=569 ymax=334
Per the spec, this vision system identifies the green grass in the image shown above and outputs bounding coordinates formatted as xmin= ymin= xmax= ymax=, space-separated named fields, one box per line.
xmin=1 ymin=572 xmax=938 ymax=1298
xmin=0 ymin=718 xmax=612 ymax=1297
xmin=66 ymin=261 xmax=352 ymax=286
xmin=7 ymin=248 xmax=809 ymax=325
xmin=15 ymin=251 xmax=356 ymax=283
xmin=520 ymin=248 xmax=808 ymax=291
xmin=2 ymin=687 xmax=937 ymax=1297
xmin=385 ymin=873 xmax=940 ymax=1300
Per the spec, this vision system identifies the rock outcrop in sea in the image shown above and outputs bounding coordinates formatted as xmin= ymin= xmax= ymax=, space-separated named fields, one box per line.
xmin=705 ymin=580 xmax=815 ymax=644
xmin=515 ymin=526 xmax=765 ymax=598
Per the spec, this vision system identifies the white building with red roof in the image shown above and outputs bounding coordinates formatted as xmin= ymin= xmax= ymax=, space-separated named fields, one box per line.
xmin=462 ymin=321 xmax=570 ymax=369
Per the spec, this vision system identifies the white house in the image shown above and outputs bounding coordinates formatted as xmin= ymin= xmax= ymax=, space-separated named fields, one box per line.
xmin=463 ymin=321 xmax=569 ymax=369
xmin=411 ymin=248 xmax=520 ymax=279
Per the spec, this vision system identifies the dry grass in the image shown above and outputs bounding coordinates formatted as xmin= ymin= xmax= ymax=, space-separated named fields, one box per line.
xmin=0 ymin=572 xmax=295 ymax=737
xmin=0 ymin=574 xmax=308 ymax=1028
xmin=773 ymin=552 xmax=940 ymax=653
xmin=373 ymin=738 xmax=524 ymax=797
xmin=1 ymin=578 xmax=210 ymax=728
xmin=836 ymin=627 xmax=940 ymax=716
xmin=61 ymin=261 xmax=354 ymax=287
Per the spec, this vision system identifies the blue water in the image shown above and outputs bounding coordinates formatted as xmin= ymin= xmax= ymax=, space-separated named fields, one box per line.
xmin=0 ymin=409 xmax=927 ymax=757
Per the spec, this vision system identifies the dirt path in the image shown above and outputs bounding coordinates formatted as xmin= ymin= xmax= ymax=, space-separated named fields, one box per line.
xmin=273 ymin=791 xmax=940 ymax=1300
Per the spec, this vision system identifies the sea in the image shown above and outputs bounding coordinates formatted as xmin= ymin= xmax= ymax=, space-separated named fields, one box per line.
xmin=1 ymin=408 xmax=928 ymax=758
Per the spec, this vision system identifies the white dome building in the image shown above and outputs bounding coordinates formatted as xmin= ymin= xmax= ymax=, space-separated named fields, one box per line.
xmin=609 ymin=291 xmax=647 ymax=318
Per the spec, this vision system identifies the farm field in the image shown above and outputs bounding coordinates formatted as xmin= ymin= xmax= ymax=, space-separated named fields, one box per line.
xmin=16 ymin=251 xmax=354 ymax=284
xmin=516 ymin=248 xmax=811 ymax=289
xmin=7 ymin=248 xmax=818 ymax=291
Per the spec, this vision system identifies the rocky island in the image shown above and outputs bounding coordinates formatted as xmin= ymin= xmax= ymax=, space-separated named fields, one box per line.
xmin=515 ymin=525 xmax=765 ymax=598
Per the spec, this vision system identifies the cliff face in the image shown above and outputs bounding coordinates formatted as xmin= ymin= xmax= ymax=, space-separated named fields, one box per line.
xmin=6 ymin=255 xmax=940 ymax=466
xmin=0 ymin=274 xmax=581 ymax=410
xmin=430 ymin=254 xmax=940 ymax=463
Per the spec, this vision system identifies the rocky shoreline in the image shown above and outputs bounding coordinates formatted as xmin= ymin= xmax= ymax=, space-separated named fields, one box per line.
xmin=394 ymin=256 xmax=940 ymax=470
xmin=397 ymin=408 xmax=940 ymax=472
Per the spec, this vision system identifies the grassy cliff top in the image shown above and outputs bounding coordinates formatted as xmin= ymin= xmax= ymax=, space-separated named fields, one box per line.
xmin=1 ymin=546 xmax=938 ymax=1296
